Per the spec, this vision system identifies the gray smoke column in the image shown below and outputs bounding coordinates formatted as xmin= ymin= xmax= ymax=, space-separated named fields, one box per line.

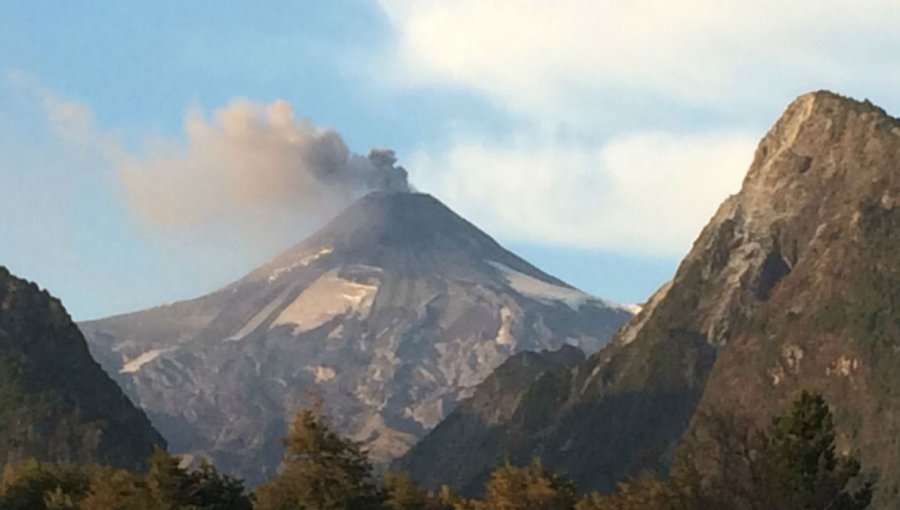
xmin=121 ymin=99 xmax=409 ymax=228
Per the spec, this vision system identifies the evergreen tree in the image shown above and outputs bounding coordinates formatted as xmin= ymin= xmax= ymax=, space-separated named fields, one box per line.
xmin=477 ymin=459 xmax=576 ymax=510
xmin=435 ymin=485 xmax=463 ymax=510
xmin=255 ymin=408 xmax=384 ymax=510
xmin=79 ymin=466 xmax=161 ymax=510
xmin=575 ymin=476 xmax=672 ymax=510
xmin=575 ymin=391 xmax=873 ymax=510
xmin=0 ymin=461 xmax=88 ymax=510
xmin=763 ymin=391 xmax=872 ymax=510
xmin=384 ymin=471 xmax=428 ymax=510
xmin=186 ymin=458 xmax=252 ymax=510
xmin=146 ymin=447 xmax=193 ymax=510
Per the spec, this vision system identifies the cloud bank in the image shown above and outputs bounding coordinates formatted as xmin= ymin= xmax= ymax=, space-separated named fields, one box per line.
xmin=412 ymin=132 xmax=756 ymax=255
xmin=378 ymin=0 xmax=900 ymax=124
xmin=375 ymin=0 xmax=900 ymax=256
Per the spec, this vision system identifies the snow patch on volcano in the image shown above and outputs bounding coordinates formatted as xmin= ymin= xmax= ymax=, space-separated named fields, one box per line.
xmin=268 ymin=247 xmax=334 ymax=282
xmin=489 ymin=262 xmax=592 ymax=309
xmin=271 ymin=270 xmax=379 ymax=334
xmin=120 ymin=348 xmax=173 ymax=374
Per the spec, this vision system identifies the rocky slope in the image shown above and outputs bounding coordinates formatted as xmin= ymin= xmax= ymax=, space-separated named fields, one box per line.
xmin=79 ymin=192 xmax=631 ymax=484
xmin=402 ymin=91 xmax=900 ymax=506
xmin=0 ymin=266 xmax=164 ymax=469
xmin=690 ymin=92 xmax=900 ymax=507
xmin=398 ymin=345 xmax=585 ymax=493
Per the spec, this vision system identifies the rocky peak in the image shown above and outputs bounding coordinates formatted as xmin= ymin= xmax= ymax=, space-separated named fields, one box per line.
xmin=651 ymin=90 xmax=900 ymax=347
xmin=402 ymin=91 xmax=900 ymax=500
xmin=739 ymin=91 xmax=899 ymax=223
xmin=686 ymin=92 xmax=900 ymax=506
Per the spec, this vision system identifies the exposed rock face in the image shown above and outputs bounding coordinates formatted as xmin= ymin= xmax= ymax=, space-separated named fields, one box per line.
xmin=79 ymin=192 xmax=630 ymax=484
xmin=0 ymin=266 xmax=164 ymax=469
xmin=693 ymin=92 xmax=900 ymax=508
xmin=398 ymin=345 xmax=585 ymax=494
xmin=403 ymin=92 xmax=900 ymax=506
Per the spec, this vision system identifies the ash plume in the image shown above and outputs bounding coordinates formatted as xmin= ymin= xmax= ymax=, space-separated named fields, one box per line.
xmin=121 ymin=99 xmax=409 ymax=228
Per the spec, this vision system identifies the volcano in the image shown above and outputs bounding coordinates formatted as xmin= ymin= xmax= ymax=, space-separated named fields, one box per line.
xmin=80 ymin=191 xmax=630 ymax=483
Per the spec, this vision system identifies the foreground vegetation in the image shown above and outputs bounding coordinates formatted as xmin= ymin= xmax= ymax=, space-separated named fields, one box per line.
xmin=0 ymin=391 xmax=872 ymax=510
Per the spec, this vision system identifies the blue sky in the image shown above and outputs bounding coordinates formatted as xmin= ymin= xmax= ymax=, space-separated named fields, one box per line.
xmin=2 ymin=1 xmax=900 ymax=319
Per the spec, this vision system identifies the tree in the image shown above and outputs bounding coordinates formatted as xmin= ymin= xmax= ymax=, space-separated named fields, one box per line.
xmin=186 ymin=458 xmax=252 ymax=510
xmin=434 ymin=485 xmax=464 ymax=510
xmin=146 ymin=449 xmax=252 ymax=510
xmin=0 ymin=449 xmax=250 ymax=510
xmin=145 ymin=447 xmax=193 ymax=510
xmin=680 ymin=391 xmax=873 ymax=510
xmin=139 ymin=447 xmax=253 ymax=510
xmin=0 ymin=461 xmax=88 ymax=510
xmin=476 ymin=460 xmax=576 ymax=510
xmin=763 ymin=391 xmax=872 ymax=510
xmin=576 ymin=475 xmax=672 ymax=510
xmin=576 ymin=391 xmax=874 ymax=510
xmin=384 ymin=471 xmax=428 ymax=510
xmin=79 ymin=466 xmax=162 ymax=510
xmin=255 ymin=408 xmax=384 ymax=510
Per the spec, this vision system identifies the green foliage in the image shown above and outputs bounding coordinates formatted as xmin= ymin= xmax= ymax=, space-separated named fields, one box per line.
xmin=574 ymin=391 xmax=872 ymax=510
xmin=144 ymin=449 xmax=252 ymax=510
xmin=764 ymin=391 xmax=872 ymax=510
xmin=473 ymin=459 xmax=576 ymax=510
xmin=0 ymin=461 xmax=88 ymax=510
xmin=79 ymin=466 xmax=160 ymax=510
xmin=186 ymin=458 xmax=252 ymax=510
xmin=0 ymin=450 xmax=250 ymax=510
xmin=255 ymin=408 xmax=384 ymax=510
xmin=576 ymin=476 xmax=673 ymax=510
xmin=384 ymin=471 xmax=428 ymax=510
xmin=146 ymin=447 xmax=193 ymax=509
xmin=0 ymin=267 xmax=164 ymax=471
xmin=0 ymin=390 xmax=872 ymax=510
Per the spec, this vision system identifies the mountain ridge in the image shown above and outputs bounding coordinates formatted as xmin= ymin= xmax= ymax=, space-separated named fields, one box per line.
xmin=0 ymin=266 xmax=165 ymax=470
xmin=400 ymin=90 xmax=900 ymax=507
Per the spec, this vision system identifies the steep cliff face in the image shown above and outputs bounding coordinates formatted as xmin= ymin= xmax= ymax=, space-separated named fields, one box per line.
xmin=403 ymin=92 xmax=900 ymax=504
xmin=80 ymin=192 xmax=630 ymax=484
xmin=692 ymin=92 xmax=900 ymax=507
xmin=0 ymin=266 xmax=164 ymax=470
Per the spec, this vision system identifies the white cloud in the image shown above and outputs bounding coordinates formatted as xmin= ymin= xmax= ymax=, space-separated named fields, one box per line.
xmin=411 ymin=131 xmax=757 ymax=255
xmin=377 ymin=0 xmax=900 ymax=123
xmin=375 ymin=0 xmax=900 ymax=255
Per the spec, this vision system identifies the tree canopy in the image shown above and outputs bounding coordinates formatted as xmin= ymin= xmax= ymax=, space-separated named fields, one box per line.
xmin=0 ymin=391 xmax=872 ymax=510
